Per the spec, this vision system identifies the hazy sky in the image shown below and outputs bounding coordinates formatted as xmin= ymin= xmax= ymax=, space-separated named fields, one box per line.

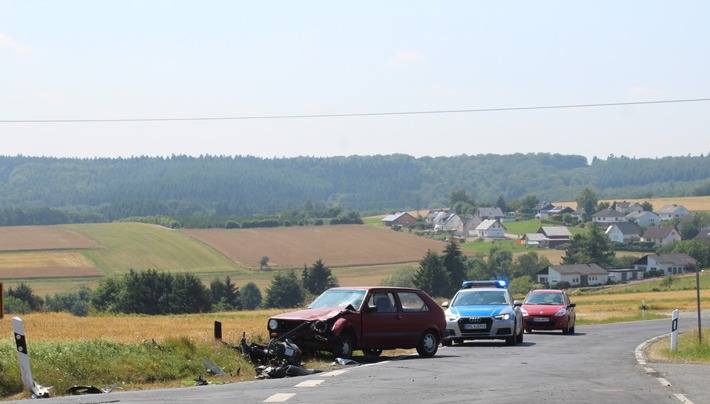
xmin=2 ymin=1 xmax=709 ymax=162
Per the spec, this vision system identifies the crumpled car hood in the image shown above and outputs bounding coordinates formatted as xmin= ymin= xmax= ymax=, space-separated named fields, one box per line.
xmin=270 ymin=307 xmax=345 ymax=322
xmin=447 ymin=305 xmax=509 ymax=317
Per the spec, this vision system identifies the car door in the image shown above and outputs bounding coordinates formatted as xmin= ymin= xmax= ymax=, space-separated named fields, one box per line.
xmin=391 ymin=291 xmax=434 ymax=347
xmin=360 ymin=291 xmax=401 ymax=348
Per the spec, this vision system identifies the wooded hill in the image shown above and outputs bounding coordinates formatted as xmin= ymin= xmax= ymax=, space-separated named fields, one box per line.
xmin=1 ymin=153 xmax=709 ymax=220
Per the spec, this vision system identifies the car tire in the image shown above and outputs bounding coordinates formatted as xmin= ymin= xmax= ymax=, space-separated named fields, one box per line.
xmin=416 ymin=330 xmax=439 ymax=358
xmin=505 ymin=334 xmax=517 ymax=346
xmin=362 ymin=348 xmax=383 ymax=357
xmin=569 ymin=324 xmax=575 ymax=334
xmin=516 ymin=328 xmax=524 ymax=344
xmin=332 ymin=333 xmax=355 ymax=359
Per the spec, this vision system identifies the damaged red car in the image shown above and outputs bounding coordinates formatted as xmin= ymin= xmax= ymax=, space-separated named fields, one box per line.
xmin=267 ymin=287 xmax=448 ymax=359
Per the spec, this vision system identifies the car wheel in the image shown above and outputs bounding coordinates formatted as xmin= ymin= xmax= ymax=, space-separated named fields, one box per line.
xmin=362 ymin=348 xmax=383 ymax=357
xmin=562 ymin=322 xmax=570 ymax=335
xmin=332 ymin=333 xmax=354 ymax=359
xmin=516 ymin=328 xmax=524 ymax=344
xmin=442 ymin=339 xmax=452 ymax=347
xmin=416 ymin=330 xmax=439 ymax=358
xmin=505 ymin=335 xmax=517 ymax=346
xmin=569 ymin=324 xmax=575 ymax=334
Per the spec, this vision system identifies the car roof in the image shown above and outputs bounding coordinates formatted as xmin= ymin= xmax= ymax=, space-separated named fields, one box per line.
xmin=327 ymin=286 xmax=422 ymax=292
xmin=528 ymin=289 xmax=566 ymax=294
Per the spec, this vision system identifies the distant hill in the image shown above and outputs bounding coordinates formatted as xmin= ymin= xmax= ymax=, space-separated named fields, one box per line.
xmin=1 ymin=153 xmax=709 ymax=218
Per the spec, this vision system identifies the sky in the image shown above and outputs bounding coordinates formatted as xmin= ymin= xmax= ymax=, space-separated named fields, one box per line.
xmin=1 ymin=1 xmax=709 ymax=162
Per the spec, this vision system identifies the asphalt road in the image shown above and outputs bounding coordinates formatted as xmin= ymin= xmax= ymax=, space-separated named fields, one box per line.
xmin=7 ymin=312 xmax=710 ymax=404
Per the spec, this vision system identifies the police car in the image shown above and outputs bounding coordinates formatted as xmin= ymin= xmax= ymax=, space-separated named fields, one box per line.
xmin=441 ymin=280 xmax=523 ymax=346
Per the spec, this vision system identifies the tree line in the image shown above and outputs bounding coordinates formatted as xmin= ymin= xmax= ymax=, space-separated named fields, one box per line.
xmin=1 ymin=153 xmax=709 ymax=226
xmin=1 ymin=259 xmax=339 ymax=316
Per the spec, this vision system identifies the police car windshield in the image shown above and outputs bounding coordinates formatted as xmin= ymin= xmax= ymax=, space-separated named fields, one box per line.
xmin=452 ymin=290 xmax=509 ymax=306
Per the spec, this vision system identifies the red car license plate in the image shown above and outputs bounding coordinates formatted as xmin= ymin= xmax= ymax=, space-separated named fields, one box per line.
xmin=464 ymin=323 xmax=487 ymax=329
xmin=532 ymin=318 xmax=550 ymax=322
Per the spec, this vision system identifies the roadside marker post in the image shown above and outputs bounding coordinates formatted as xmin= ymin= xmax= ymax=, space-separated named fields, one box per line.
xmin=670 ymin=309 xmax=679 ymax=352
xmin=12 ymin=317 xmax=51 ymax=398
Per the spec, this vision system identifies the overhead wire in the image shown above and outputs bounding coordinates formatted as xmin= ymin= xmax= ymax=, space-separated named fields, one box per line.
xmin=1 ymin=97 xmax=709 ymax=123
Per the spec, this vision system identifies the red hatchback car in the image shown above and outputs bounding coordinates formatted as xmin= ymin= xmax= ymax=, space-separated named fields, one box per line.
xmin=521 ymin=289 xmax=576 ymax=334
xmin=267 ymin=286 xmax=447 ymax=359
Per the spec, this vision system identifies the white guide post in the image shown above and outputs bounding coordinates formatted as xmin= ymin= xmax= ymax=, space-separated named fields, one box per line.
xmin=670 ymin=309 xmax=679 ymax=353
xmin=12 ymin=317 xmax=50 ymax=398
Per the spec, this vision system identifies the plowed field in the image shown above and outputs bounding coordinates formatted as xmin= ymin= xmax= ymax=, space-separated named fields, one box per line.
xmin=182 ymin=225 xmax=451 ymax=270
xmin=0 ymin=226 xmax=103 ymax=251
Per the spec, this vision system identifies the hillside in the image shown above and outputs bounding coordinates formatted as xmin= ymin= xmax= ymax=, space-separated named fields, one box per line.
xmin=1 ymin=154 xmax=709 ymax=221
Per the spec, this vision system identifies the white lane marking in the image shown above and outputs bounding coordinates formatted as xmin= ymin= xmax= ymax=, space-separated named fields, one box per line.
xmin=320 ymin=369 xmax=349 ymax=377
xmin=264 ymin=393 xmax=296 ymax=402
xmin=295 ymin=379 xmax=324 ymax=387
xmin=656 ymin=377 xmax=671 ymax=386
xmin=674 ymin=393 xmax=695 ymax=404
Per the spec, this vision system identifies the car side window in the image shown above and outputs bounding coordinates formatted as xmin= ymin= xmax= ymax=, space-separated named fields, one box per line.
xmin=367 ymin=292 xmax=397 ymax=313
xmin=398 ymin=292 xmax=430 ymax=312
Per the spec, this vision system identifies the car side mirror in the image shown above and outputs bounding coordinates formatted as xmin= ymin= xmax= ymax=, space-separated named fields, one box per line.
xmin=441 ymin=301 xmax=449 ymax=308
xmin=568 ymin=303 xmax=576 ymax=308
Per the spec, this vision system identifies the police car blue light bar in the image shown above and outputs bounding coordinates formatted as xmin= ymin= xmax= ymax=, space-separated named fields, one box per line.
xmin=461 ymin=280 xmax=508 ymax=289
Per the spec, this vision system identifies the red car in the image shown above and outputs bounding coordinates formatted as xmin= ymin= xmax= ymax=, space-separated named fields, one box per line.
xmin=267 ymin=286 xmax=448 ymax=359
xmin=521 ymin=289 xmax=576 ymax=334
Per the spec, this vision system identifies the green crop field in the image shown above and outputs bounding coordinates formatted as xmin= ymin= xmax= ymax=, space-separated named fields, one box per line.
xmin=64 ymin=223 xmax=243 ymax=276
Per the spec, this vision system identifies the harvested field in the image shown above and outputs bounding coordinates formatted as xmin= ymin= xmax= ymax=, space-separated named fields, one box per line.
xmin=182 ymin=225 xmax=451 ymax=270
xmin=0 ymin=226 xmax=103 ymax=252
xmin=0 ymin=251 xmax=103 ymax=280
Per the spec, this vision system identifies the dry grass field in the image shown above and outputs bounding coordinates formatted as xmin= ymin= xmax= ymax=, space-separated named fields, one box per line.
xmin=182 ymin=225 xmax=450 ymax=270
xmin=0 ymin=251 xmax=102 ymax=279
xmin=0 ymin=226 xmax=103 ymax=251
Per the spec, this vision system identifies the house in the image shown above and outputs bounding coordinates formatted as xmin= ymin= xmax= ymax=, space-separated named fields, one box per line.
xmin=607 ymin=268 xmax=646 ymax=282
xmin=614 ymin=201 xmax=643 ymax=215
xmin=633 ymin=253 xmax=700 ymax=275
xmin=625 ymin=210 xmax=661 ymax=228
xmin=538 ymin=226 xmax=571 ymax=247
xmin=592 ymin=208 xmax=627 ymax=224
xmin=463 ymin=216 xmax=484 ymax=237
xmin=605 ymin=222 xmax=641 ymax=243
xmin=381 ymin=212 xmax=418 ymax=228
xmin=696 ymin=227 xmax=710 ymax=240
xmin=474 ymin=207 xmax=505 ymax=220
xmin=641 ymin=226 xmax=682 ymax=247
xmin=523 ymin=232 xmax=547 ymax=246
xmin=474 ymin=219 xmax=506 ymax=239
xmin=537 ymin=263 xmax=609 ymax=287
xmin=426 ymin=210 xmax=449 ymax=224
xmin=534 ymin=202 xmax=555 ymax=215
xmin=432 ymin=212 xmax=464 ymax=232
xmin=656 ymin=204 xmax=691 ymax=221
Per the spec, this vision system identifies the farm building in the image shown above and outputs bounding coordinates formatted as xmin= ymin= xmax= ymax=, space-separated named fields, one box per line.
xmin=381 ymin=212 xmax=418 ymax=227
xmin=537 ymin=263 xmax=609 ymax=287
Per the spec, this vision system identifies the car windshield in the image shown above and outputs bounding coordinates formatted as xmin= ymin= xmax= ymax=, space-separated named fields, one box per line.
xmin=308 ymin=289 xmax=367 ymax=310
xmin=452 ymin=290 xmax=509 ymax=306
xmin=525 ymin=292 xmax=564 ymax=305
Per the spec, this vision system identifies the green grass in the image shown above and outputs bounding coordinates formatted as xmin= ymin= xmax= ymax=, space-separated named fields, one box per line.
xmin=64 ymin=223 xmax=241 ymax=276
xmin=651 ymin=330 xmax=710 ymax=364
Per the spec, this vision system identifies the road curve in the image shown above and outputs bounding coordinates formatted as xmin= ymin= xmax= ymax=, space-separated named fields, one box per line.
xmin=7 ymin=312 xmax=710 ymax=403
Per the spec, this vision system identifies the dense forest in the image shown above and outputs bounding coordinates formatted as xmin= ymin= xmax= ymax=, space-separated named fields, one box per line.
xmin=0 ymin=153 xmax=709 ymax=225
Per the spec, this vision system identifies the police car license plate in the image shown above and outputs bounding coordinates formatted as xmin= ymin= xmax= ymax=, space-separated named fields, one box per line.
xmin=464 ymin=323 xmax=486 ymax=329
